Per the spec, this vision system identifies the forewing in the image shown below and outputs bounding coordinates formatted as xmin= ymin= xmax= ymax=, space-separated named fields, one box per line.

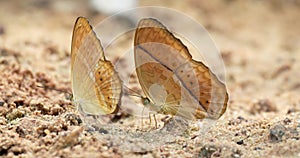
xmin=134 ymin=18 xmax=191 ymax=70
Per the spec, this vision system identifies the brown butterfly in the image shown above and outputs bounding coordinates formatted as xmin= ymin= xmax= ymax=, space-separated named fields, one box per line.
xmin=134 ymin=18 xmax=228 ymax=120
xmin=71 ymin=17 xmax=122 ymax=115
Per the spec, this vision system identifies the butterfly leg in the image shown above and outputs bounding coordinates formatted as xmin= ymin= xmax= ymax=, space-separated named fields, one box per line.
xmin=153 ymin=114 xmax=158 ymax=129
xmin=161 ymin=115 xmax=171 ymax=124
xmin=148 ymin=113 xmax=153 ymax=128
xmin=161 ymin=115 xmax=173 ymax=127
xmin=148 ymin=112 xmax=158 ymax=129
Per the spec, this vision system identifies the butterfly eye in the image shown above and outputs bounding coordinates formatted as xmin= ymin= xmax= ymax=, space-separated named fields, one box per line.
xmin=143 ymin=98 xmax=150 ymax=105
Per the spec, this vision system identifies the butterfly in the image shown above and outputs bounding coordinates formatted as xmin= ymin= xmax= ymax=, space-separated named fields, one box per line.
xmin=71 ymin=17 xmax=122 ymax=115
xmin=134 ymin=18 xmax=228 ymax=120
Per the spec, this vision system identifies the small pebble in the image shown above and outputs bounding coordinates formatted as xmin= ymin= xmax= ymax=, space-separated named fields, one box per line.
xmin=6 ymin=109 xmax=25 ymax=121
xmin=254 ymin=147 xmax=262 ymax=150
xmin=269 ymin=124 xmax=286 ymax=142
xmin=65 ymin=113 xmax=82 ymax=126
xmin=99 ymin=128 xmax=109 ymax=134
xmin=236 ymin=139 xmax=244 ymax=145
xmin=283 ymin=118 xmax=291 ymax=125
xmin=198 ymin=145 xmax=218 ymax=158
xmin=231 ymin=149 xmax=242 ymax=158
xmin=0 ymin=101 xmax=4 ymax=106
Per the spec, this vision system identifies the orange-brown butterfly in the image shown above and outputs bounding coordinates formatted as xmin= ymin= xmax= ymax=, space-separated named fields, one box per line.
xmin=71 ymin=17 xmax=122 ymax=115
xmin=134 ymin=18 xmax=228 ymax=120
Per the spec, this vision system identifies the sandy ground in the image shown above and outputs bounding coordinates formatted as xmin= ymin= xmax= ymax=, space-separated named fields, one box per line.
xmin=0 ymin=0 xmax=300 ymax=157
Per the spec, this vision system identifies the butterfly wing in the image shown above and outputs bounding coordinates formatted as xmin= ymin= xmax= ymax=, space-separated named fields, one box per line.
xmin=134 ymin=18 xmax=228 ymax=119
xmin=71 ymin=17 xmax=121 ymax=115
xmin=175 ymin=60 xmax=228 ymax=119
xmin=134 ymin=18 xmax=187 ymax=116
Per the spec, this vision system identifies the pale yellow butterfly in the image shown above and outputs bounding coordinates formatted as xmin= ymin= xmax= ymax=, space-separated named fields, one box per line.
xmin=134 ymin=18 xmax=228 ymax=120
xmin=71 ymin=17 xmax=122 ymax=115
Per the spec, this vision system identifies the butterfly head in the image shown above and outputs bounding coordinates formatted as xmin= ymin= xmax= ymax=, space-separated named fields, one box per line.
xmin=142 ymin=97 xmax=151 ymax=106
xmin=141 ymin=96 xmax=167 ymax=114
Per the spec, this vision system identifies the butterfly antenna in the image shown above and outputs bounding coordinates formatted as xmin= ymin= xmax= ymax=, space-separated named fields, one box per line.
xmin=123 ymin=85 xmax=142 ymax=98
xmin=36 ymin=85 xmax=73 ymax=101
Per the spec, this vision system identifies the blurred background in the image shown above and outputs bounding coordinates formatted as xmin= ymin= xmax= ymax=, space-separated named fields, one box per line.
xmin=1 ymin=0 xmax=299 ymax=99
